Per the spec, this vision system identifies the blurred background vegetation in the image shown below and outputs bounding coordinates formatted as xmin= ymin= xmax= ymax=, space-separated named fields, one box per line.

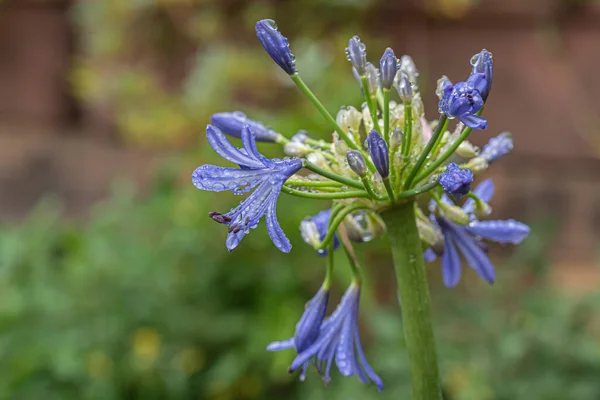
xmin=0 ymin=0 xmax=599 ymax=399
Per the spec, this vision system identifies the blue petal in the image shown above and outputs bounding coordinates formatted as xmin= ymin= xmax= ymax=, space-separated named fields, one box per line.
xmin=466 ymin=72 xmax=487 ymax=94
xmin=459 ymin=114 xmax=487 ymax=130
xmin=462 ymin=179 xmax=495 ymax=213
xmin=352 ymin=312 xmax=384 ymax=391
xmin=449 ymin=225 xmax=496 ymax=284
xmin=192 ymin=165 xmax=267 ymax=193
xmin=241 ymin=126 xmax=268 ymax=166
xmin=265 ymin=187 xmax=292 ymax=253
xmin=467 ymin=219 xmax=530 ymax=244
xmin=294 ymin=287 xmax=328 ymax=352
xmin=266 ymin=338 xmax=295 ymax=351
xmin=210 ymin=112 xmax=279 ymax=142
xmin=442 ymin=234 xmax=462 ymax=287
xmin=335 ymin=314 xmax=355 ymax=376
xmin=206 ymin=125 xmax=265 ymax=168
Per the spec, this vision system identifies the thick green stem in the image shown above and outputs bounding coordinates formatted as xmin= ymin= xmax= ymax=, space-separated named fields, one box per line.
xmin=381 ymin=203 xmax=442 ymax=400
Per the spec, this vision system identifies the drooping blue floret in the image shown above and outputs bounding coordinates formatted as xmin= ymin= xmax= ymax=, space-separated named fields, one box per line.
xmin=346 ymin=36 xmax=368 ymax=75
xmin=470 ymin=49 xmax=493 ymax=102
xmin=255 ymin=19 xmax=296 ymax=75
xmin=438 ymin=73 xmax=488 ymax=130
xmin=192 ymin=125 xmax=302 ymax=252
xmin=300 ymin=209 xmax=340 ymax=256
xmin=287 ymin=284 xmax=384 ymax=390
xmin=439 ymin=163 xmax=473 ymax=200
xmin=210 ymin=112 xmax=279 ymax=142
xmin=480 ymin=132 xmax=513 ymax=164
xmin=267 ymin=286 xmax=330 ymax=381
xmin=367 ymin=130 xmax=389 ymax=178
xmin=426 ymin=179 xmax=530 ymax=287
xmin=379 ymin=48 xmax=398 ymax=90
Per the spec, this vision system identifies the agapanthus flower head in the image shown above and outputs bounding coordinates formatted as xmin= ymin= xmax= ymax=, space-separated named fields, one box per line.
xmin=439 ymin=163 xmax=473 ymax=200
xmin=480 ymin=132 xmax=513 ymax=163
xmin=300 ymin=209 xmax=340 ymax=255
xmin=192 ymin=125 xmax=302 ymax=252
xmin=379 ymin=48 xmax=398 ymax=90
xmin=286 ymin=284 xmax=384 ymax=390
xmin=346 ymin=36 xmax=368 ymax=75
xmin=210 ymin=112 xmax=279 ymax=142
xmin=346 ymin=150 xmax=367 ymax=177
xmin=255 ymin=19 xmax=296 ymax=75
xmin=470 ymin=49 xmax=493 ymax=101
xmin=367 ymin=130 xmax=389 ymax=178
xmin=267 ymin=287 xmax=329 ymax=375
xmin=438 ymin=73 xmax=488 ymax=130
xmin=426 ymin=179 xmax=530 ymax=287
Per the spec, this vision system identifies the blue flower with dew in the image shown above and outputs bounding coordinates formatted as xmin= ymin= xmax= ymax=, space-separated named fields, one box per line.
xmin=379 ymin=48 xmax=398 ymax=90
xmin=425 ymin=179 xmax=530 ymax=287
xmin=346 ymin=36 xmax=368 ymax=75
xmin=255 ymin=19 xmax=296 ymax=75
xmin=267 ymin=286 xmax=329 ymax=380
xmin=367 ymin=130 xmax=389 ymax=178
xmin=439 ymin=163 xmax=473 ymax=200
xmin=300 ymin=209 xmax=340 ymax=256
xmin=480 ymin=132 xmax=513 ymax=164
xmin=438 ymin=73 xmax=488 ymax=130
xmin=470 ymin=49 xmax=493 ymax=102
xmin=192 ymin=125 xmax=302 ymax=252
xmin=282 ymin=284 xmax=384 ymax=390
xmin=210 ymin=111 xmax=279 ymax=142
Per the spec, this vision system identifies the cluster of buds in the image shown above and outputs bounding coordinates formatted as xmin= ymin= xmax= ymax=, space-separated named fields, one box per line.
xmin=191 ymin=18 xmax=529 ymax=390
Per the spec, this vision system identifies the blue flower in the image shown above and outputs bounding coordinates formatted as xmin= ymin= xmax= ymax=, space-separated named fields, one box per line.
xmin=210 ymin=112 xmax=279 ymax=142
xmin=192 ymin=125 xmax=302 ymax=252
xmin=379 ymin=48 xmax=398 ymax=90
xmin=438 ymin=73 xmax=488 ymax=130
xmin=267 ymin=286 xmax=330 ymax=380
xmin=346 ymin=36 xmax=368 ymax=75
xmin=480 ymin=132 xmax=513 ymax=164
xmin=439 ymin=163 xmax=473 ymax=200
xmin=367 ymin=130 xmax=389 ymax=178
xmin=255 ymin=19 xmax=296 ymax=75
xmin=300 ymin=209 xmax=340 ymax=256
xmin=470 ymin=49 xmax=493 ymax=102
xmin=286 ymin=284 xmax=384 ymax=390
xmin=425 ymin=179 xmax=530 ymax=287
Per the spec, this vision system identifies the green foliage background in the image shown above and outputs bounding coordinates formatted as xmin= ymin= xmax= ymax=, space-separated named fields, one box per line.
xmin=1 ymin=0 xmax=599 ymax=399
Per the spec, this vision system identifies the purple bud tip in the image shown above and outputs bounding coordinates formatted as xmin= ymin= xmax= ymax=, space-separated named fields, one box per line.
xmin=255 ymin=19 xmax=296 ymax=75
xmin=367 ymin=130 xmax=389 ymax=178
xmin=439 ymin=163 xmax=473 ymax=200
xmin=470 ymin=49 xmax=493 ymax=101
xmin=379 ymin=48 xmax=398 ymax=90
xmin=346 ymin=36 xmax=367 ymax=75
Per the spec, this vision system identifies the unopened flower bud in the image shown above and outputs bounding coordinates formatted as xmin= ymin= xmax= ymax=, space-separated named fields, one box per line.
xmin=439 ymin=163 xmax=473 ymax=200
xmin=346 ymin=36 xmax=367 ymax=75
xmin=346 ymin=150 xmax=367 ymax=177
xmin=399 ymin=55 xmax=419 ymax=84
xmin=397 ymin=75 xmax=413 ymax=104
xmin=284 ymin=141 xmax=310 ymax=157
xmin=365 ymin=63 xmax=379 ymax=97
xmin=379 ymin=48 xmax=398 ymax=90
xmin=334 ymin=140 xmax=349 ymax=157
xmin=390 ymin=128 xmax=403 ymax=152
xmin=473 ymin=199 xmax=492 ymax=219
xmin=417 ymin=218 xmax=444 ymax=248
xmin=300 ymin=219 xmax=321 ymax=248
xmin=456 ymin=141 xmax=479 ymax=158
xmin=255 ymin=20 xmax=296 ymax=75
xmin=440 ymin=202 xmax=470 ymax=225
xmin=344 ymin=211 xmax=384 ymax=243
xmin=307 ymin=152 xmax=327 ymax=168
xmin=464 ymin=157 xmax=489 ymax=173
xmin=291 ymin=130 xmax=310 ymax=143
xmin=367 ymin=130 xmax=389 ymax=178
xmin=470 ymin=49 xmax=493 ymax=101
